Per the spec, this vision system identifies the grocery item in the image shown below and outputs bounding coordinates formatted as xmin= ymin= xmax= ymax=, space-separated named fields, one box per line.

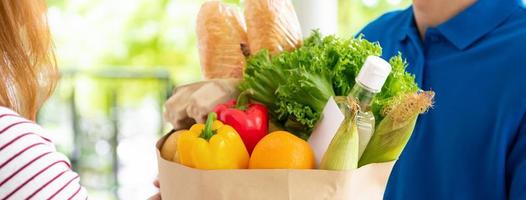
xmin=320 ymin=98 xmax=360 ymax=170
xmin=244 ymin=0 xmax=303 ymax=55
xmin=164 ymin=79 xmax=241 ymax=130
xmin=313 ymin=56 xmax=392 ymax=169
xmin=175 ymin=113 xmax=249 ymax=169
xmin=156 ymin=140 xmax=395 ymax=200
xmin=196 ymin=1 xmax=248 ymax=79
xmin=308 ymin=96 xmax=345 ymax=166
xmin=213 ymin=91 xmax=269 ymax=154
xmin=359 ymin=91 xmax=434 ymax=167
xmin=240 ymin=31 xmax=418 ymax=138
xmin=160 ymin=130 xmax=183 ymax=161
xmin=156 ymin=1 xmax=436 ymax=198
xmin=241 ymin=47 xmax=334 ymax=139
xmin=336 ymin=56 xmax=392 ymax=159
xmin=249 ymin=131 xmax=315 ymax=169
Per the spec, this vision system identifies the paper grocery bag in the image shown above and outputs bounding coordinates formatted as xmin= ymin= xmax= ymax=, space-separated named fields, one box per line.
xmin=156 ymin=133 xmax=395 ymax=200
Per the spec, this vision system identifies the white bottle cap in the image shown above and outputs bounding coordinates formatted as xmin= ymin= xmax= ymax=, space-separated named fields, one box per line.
xmin=356 ymin=56 xmax=392 ymax=93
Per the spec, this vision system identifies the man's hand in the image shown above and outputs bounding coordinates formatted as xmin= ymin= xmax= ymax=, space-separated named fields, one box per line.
xmin=147 ymin=179 xmax=161 ymax=200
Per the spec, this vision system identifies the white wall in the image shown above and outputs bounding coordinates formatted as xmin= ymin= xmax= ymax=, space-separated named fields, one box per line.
xmin=292 ymin=0 xmax=338 ymax=36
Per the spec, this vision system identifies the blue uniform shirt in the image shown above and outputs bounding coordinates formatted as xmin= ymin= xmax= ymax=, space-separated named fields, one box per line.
xmin=359 ymin=0 xmax=526 ymax=199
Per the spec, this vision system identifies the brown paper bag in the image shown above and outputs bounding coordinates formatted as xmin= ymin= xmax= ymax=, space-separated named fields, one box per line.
xmin=156 ymin=133 xmax=395 ymax=200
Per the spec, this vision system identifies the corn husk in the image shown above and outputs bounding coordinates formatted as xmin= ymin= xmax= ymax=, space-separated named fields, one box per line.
xmin=358 ymin=91 xmax=434 ymax=167
xmin=320 ymin=98 xmax=360 ymax=170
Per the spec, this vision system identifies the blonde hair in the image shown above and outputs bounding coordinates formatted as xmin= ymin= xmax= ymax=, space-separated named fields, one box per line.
xmin=0 ymin=0 xmax=58 ymax=120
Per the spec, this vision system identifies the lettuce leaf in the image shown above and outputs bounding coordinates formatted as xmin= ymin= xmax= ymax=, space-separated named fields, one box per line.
xmin=240 ymin=30 xmax=418 ymax=139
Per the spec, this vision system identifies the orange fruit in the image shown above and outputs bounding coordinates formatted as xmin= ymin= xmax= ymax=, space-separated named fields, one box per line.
xmin=249 ymin=131 xmax=315 ymax=169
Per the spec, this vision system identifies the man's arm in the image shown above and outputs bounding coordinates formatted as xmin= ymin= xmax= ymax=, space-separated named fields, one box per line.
xmin=507 ymin=112 xmax=526 ymax=199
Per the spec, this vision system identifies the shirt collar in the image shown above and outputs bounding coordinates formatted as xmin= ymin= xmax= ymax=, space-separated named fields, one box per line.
xmin=398 ymin=0 xmax=522 ymax=50
xmin=396 ymin=8 xmax=415 ymax=41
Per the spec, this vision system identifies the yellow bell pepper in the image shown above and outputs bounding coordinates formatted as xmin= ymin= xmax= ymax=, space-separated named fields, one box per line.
xmin=175 ymin=112 xmax=249 ymax=169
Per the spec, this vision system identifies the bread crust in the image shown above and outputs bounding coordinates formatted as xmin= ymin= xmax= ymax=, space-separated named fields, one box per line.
xmin=245 ymin=0 xmax=303 ymax=55
xmin=196 ymin=1 xmax=248 ymax=79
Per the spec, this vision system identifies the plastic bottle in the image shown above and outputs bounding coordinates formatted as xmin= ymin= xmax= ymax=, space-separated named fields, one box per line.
xmin=336 ymin=56 xmax=392 ymax=159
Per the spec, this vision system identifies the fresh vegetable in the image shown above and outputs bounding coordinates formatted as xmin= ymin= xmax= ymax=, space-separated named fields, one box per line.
xmin=249 ymin=131 xmax=315 ymax=169
xmin=175 ymin=112 xmax=250 ymax=169
xmin=160 ymin=130 xmax=183 ymax=161
xmin=359 ymin=91 xmax=434 ymax=167
xmin=214 ymin=91 xmax=269 ymax=154
xmin=319 ymin=99 xmax=360 ymax=170
xmin=240 ymin=30 xmax=419 ymax=139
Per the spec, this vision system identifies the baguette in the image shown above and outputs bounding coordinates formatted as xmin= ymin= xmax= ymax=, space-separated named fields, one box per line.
xmin=245 ymin=0 xmax=303 ymax=55
xmin=196 ymin=1 xmax=249 ymax=79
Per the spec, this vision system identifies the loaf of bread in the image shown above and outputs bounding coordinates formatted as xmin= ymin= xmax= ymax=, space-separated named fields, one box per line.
xmin=196 ymin=1 xmax=249 ymax=79
xmin=244 ymin=0 xmax=303 ymax=55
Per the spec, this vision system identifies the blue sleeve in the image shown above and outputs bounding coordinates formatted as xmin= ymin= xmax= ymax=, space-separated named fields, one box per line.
xmin=508 ymin=113 xmax=526 ymax=199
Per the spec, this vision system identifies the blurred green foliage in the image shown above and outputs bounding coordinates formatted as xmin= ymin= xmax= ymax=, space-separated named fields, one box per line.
xmin=47 ymin=0 xmax=202 ymax=84
xmin=47 ymin=0 xmax=410 ymax=85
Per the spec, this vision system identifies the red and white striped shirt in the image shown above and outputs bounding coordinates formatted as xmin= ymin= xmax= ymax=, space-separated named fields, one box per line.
xmin=0 ymin=107 xmax=87 ymax=200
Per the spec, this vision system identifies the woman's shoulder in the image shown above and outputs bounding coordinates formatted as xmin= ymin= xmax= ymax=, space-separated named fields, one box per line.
xmin=0 ymin=106 xmax=53 ymax=145
xmin=0 ymin=106 xmax=22 ymax=120
xmin=0 ymin=106 xmax=57 ymax=168
xmin=0 ymin=106 xmax=87 ymax=199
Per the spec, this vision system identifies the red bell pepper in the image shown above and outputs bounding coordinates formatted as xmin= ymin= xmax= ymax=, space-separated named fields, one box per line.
xmin=214 ymin=91 xmax=268 ymax=154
